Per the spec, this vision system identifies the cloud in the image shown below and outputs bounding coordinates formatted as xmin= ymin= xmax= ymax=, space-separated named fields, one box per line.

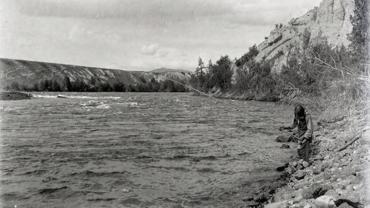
xmin=224 ymin=0 xmax=322 ymax=26
xmin=141 ymin=44 xmax=176 ymax=58
xmin=0 ymin=0 xmax=322 ymax=70
xmin=141 ymin=44 xmax=160 ymax=56
xmin=12 ymin=0 xmax=231 ymax=20
xmin=10 ymin=0 xmax=321 ymax=26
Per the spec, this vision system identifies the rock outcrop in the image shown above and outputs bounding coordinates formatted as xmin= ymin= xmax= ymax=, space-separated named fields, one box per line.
xmin=254 ymin=0 xmax=354 ymax=73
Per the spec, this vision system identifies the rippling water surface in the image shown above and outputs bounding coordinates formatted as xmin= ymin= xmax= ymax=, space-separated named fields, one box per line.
xmin=0 ymin=92 xmax=295 ymax=207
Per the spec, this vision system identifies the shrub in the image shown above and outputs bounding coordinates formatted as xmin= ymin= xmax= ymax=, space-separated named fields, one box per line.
xmin=235 ymin=45 xmax=259 ymax=67
xmin=348 ymin=0 xmax=368 ymax=68
xmin=113 ymin=82 xmax=126 ymax=92
xmin=209 ymin=56 xmax=233 ymax=90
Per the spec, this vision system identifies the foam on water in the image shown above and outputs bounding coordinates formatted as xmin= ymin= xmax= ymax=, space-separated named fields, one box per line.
xmin=32 ymin=94 xmax=59 ymax=99
xmin=32 ymin=94 xmax=121 ymax=100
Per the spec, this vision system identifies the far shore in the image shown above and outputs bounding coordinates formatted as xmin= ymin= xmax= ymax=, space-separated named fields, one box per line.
xmin=0 ymin=91 xmax=32 ymax=100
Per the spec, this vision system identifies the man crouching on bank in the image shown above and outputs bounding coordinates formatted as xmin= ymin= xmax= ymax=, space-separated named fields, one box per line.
xmin=278 ymin=104 xmax=313 ymax=162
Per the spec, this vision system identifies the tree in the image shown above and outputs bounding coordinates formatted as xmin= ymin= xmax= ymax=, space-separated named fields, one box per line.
xmin=32 ymin=82 xmax=39 ymax=91
xmin=196 ymin=57 xmax=205 ymax=76
xmin=302 ymin=28 xmax=311 ymax=50
xmin=235 ymin=45 xmax=259 ymax=67
xmin=209 ymin=56 xmax=233 ymax=90
xmin=72 ymin=78 xmax=88 ymax=92
xmin=127 ymin=84 xmax=138 ymax=92
xmin=64 ymin=76 xmax=72 ymax=91
xmin=10 ymin=82 xmax=20 ymax=91
xmin=348 ymin=0 xmax=368 ymax=69
xmin=113 ymin=82 xmax=126 ymax=92
xmin=150 ymin=78 xmax=160 ymax=92
xmin=198 ymin=57 xmax=204 ymax=69
xmin=235 ymin=65 xmax=250 ymax=91
xmin=208 ymin=59 xmax=213 ymax=69
xmin=51 ymin=79 xmax=61 ymax=91
xmin=194 ymin=57 xmax=206 ymax=88
xmin=39 ymin=80 xmax=52 ymax=91
xmin=160 ymin=80 xmax=175 ymax=92
xmin=99 ymin=82 xmax=113 ymax=92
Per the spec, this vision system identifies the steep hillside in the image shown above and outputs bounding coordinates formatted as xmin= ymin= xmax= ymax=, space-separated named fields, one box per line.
xmin=255 ymin=0 xmax=354 ymax=73
xmin=192 ymin=0 xmax=364 ymax=103
xmin=0 ymin=58 xmax=191 ymax=92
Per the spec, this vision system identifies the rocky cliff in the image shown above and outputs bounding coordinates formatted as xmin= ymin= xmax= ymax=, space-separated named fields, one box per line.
xmin=254 ymin=0 xmax=354 ymax=73
xmin=0 ymin=58 xmax=190 ymax=91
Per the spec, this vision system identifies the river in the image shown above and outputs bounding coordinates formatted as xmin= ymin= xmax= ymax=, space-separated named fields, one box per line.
xmin=0 ymin=92 xmax=296 ymax=208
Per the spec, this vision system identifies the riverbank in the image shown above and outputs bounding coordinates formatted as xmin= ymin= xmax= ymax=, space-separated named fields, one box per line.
xmin=192 ymin=89 xmax=279 ymax=102
xmin=196 ymin=89 xmax=369 ymax=207
xmin=0 ymin=91 xmax=32 ymax=100
xmin=265 ymin=101 xmax=369 ymax=207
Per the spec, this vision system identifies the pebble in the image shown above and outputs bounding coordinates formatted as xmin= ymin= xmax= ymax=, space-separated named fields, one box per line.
xmin=254 ymin=192 xmax=269 ymax=203
xmin=324 ymin=189 xmax=339 ymax=198
xmin=320 ymin=163 xmax=328 ymax=171
xmin=281 ymin=144 xmax=290 ymax=149
xmin=264 ymin=201 xmax=288 ymax=208
xmin=337 ymin=203 xmax=353 ymax=208
xmin=122 ymin=188 xmax=130 ymax=193
xmin=313 ymin=195 xmax=336 ymax=208
xmin=295 ymin=170 xmax=306 ymax=180
xmin=286 ymin=167 xmax=294 ymax=175
xmin=304 ymin=204 xmax=313 ymax=208
xmin=313 ymin=166 xmax=321 ymax=175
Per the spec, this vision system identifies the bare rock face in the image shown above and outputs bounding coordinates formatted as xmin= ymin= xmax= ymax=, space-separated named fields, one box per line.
xmin=253 ymin=0 xmax=354 ymax=73
xmin=314 ymin=0 xmax=354 ymax=46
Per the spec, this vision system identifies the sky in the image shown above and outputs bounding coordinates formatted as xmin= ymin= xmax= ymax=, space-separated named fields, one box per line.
xmin=0 ymin=0 xmax=322 ymax=71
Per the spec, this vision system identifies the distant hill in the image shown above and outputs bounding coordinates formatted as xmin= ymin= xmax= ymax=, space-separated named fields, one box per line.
xmin=0 ymin=58 xmax=191 ymax=92
xmin=150 ymin=67 xmax=191 ymax=73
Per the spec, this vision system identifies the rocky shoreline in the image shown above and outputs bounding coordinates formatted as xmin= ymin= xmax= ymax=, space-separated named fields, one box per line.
xmin=0 ymin=91 xmax=32 ymax=100
xmin=192 ymin=90 xmax=280 ymax=102
xmin=264 ymin=103 xmax=369 ymax=208
xmin=198 ymin=90 xmax=369 ymax=207
xmin=191 ymin=91 xmax=369 ymax=207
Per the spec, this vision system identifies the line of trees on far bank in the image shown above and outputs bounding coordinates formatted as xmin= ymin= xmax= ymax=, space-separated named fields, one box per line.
xmin=4 ymin=76 xmax=188 ymax=93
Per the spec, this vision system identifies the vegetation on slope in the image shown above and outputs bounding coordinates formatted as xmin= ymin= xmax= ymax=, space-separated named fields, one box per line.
xmin=190 ymin=0 xmax=368 ymax=106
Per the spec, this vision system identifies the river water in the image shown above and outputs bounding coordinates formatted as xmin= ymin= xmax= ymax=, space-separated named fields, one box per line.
xmin=0 ymin=92 xmax=295 ymax=208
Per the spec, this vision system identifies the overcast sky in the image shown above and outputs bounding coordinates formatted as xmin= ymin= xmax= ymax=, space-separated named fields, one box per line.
xmin=0 ymin=0 xmax=321 ymax=71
